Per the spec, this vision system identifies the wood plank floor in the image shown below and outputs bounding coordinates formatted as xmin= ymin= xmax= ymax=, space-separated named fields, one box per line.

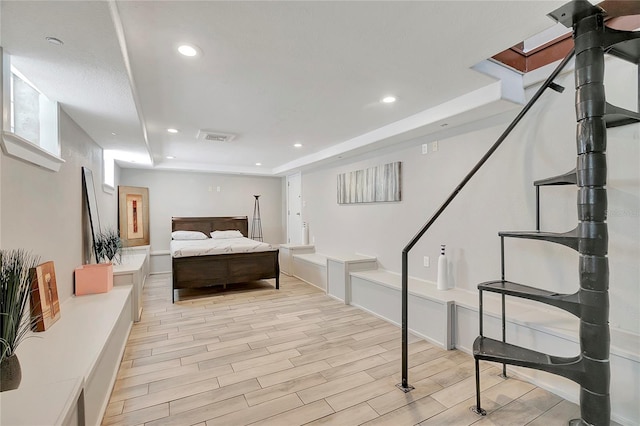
xmin=102 ymin=273 xmax=582 ymax=426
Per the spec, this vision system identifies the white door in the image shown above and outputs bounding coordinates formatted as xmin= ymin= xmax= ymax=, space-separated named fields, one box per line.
xmin=287 ymin=172 xmax=302 ymax=244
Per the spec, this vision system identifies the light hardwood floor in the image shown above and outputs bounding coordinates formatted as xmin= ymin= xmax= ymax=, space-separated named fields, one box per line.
xmin=102 ymin=273 xmax=582 ymax=426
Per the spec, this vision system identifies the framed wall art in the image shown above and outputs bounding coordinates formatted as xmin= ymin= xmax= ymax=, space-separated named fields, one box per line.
xmin=30 ymin=261 xmax=61 ymax=332
xmin=118 ymin=185 xmax=150 ymax=247
xmin=337 ymin=161 xmax=402 ymax=204
xmin=82 ymin=166 xmax=101 ymax=261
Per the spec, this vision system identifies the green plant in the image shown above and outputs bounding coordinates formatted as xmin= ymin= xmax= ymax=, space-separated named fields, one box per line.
xmin=0 ymin=249 xmax=40 ymax=363
xmin=95 ymin=228 xmax=122 ymax=264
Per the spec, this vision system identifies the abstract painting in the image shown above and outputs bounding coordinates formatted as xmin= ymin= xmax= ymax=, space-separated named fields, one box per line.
xmin=337 ymin=161 xmax=402 ymax=204
xmin=118 ymin=185 xmax=150 ymax=247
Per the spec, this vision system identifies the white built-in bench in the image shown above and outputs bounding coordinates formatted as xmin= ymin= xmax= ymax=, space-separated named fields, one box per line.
xmin=0 ymin=286 xmax=133 ymax=426
xmin=279 ymin=243 xmax=315 ymax=276
xmin=326 ymin=254 xmax=377 ymax=303
xmin=292 ymin=253 xmax=328 ymax=290
xmin=113 ymin=247 xmax=150 ymax=322
xmin=350 ymin=269 xmax=466 ymax=349
xmin=288 ymin=248 xmax=377 ymax=297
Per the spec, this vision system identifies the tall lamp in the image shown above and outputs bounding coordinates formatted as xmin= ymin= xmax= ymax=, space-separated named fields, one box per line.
xmin=251 ymin=195 xmax=263 ymax=241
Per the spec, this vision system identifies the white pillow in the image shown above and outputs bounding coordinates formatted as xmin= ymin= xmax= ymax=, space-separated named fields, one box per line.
xmin=171 ymin=230 xmax=209 ymax=240
xmin=210 ymin=230 xmax=243 ymax=239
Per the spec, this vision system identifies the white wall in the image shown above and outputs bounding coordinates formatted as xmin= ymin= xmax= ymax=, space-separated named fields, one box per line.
xmin=119 ymin=169 xmax=284 ymax=252
xmin=0 ymin=49 xmax=3 ymax=247
xmin=301 ymin=58 xmax=639 ymax=336
xmin=1 ymin=110 xmax=119 ymax=301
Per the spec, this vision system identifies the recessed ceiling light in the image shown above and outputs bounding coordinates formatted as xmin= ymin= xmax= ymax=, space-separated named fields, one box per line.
xmin=381 ymin=96 xmax=397 ymax=104
xmin=167 ymin=128 xmax=179 ymax=134
xmin=111 ymin=132 xmax=117 ymax=136
xmin=294 ymin=143 xmax=302 ymax=148
xmin=178 ymin=44 xmax=200 ymax=57
xmin=255 ymin=162 xmax=262 ymax=166
xmin=45 ymin=36 xmax=64 ymax=46
xmin=166 ymin=156 xmax=175 ymax=159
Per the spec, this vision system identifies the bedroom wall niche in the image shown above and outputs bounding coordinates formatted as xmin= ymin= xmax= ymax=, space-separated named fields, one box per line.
xmin=337 ymin=161 xmax=401 ymax=204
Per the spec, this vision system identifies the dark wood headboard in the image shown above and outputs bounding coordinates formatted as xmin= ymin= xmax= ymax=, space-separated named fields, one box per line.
xmin=171 ymin=216 xmax=249 ymax=237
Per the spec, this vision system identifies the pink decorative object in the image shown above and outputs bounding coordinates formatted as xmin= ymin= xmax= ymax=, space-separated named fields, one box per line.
xmin=74 ymin=263 xmax=113 ymax=295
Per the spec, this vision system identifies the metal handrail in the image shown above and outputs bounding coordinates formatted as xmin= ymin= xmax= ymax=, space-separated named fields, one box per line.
xmin=398 ymin=47 xmax=576 ymax=392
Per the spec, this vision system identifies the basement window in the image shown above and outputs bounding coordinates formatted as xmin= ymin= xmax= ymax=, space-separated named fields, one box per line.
xmin=103 ymin=150 xmax=115 ymax=192
xmin=1 ymin=51 xmax=64 ymax=171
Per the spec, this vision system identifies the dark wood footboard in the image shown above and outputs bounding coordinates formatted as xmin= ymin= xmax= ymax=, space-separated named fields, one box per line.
xmin=171 ymin=216 xmax=280 ymax=302
xmin=172 ymin=249 xmax=280 ymax=302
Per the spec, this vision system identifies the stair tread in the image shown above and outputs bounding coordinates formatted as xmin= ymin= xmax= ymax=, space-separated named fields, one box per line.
xmin=600 ymin=1 xmax=640 ymax=19
xmin=474 ymin=336 xmax=550 ymax=364
xmin=606 ymin=115 xmax=640 ymax=128
xmin=478 ymin=280 xmax=565 ymax=298
xmin=548 ymin=1 xmax=601 ymax=28
xmin=607 ymin=37 xmax=640 ymax=65
xmin=534 ymin=169 xmax=576 ymax=186
xmin=498 ymin=230 xmax=577 ymax=239
xmin=498 ymin=229 xmax=579 ymax=250
xmin=473 ymin=336 xmax=579 ymax=367
xmin=605 ymin=102 xmax=640 ymax=128
xmin=477 ymin=280 xmax=581 ymax=317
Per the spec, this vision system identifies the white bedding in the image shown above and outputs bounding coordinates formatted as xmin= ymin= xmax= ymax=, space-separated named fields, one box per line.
xmin=171 ymin=237 xmax=275 ymax=258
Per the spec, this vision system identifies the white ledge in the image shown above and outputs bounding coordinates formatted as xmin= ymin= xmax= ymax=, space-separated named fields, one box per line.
xmin=1 ymin=131 xmax=65 ymax=172
xmin=102 ymin=183 xmax=115 ymax=194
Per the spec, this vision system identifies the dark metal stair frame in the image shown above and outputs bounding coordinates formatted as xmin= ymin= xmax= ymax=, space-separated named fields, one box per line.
xmin=399 ymin=1 xmax=636 ymax=422
xmin=534 ymin=169 xmax=577 ymax=230
xmin=397 ymin=45 xmax=576 ymax=393
xmin=472 ymin=2 xmax=639 ymax=424
xmin=478 ymin=280 xmax=581 ymax=316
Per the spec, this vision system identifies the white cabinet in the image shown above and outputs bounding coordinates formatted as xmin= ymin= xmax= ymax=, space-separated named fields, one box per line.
xmin=1 ymin=287 xmax=133 ymax=426
xmin=113 ymin=246 xmax=149 ymax=322
xmin=326 ymin=254 xmax=377 ymax=303
xmin=278 ymin=244 xmax=315 ymax=275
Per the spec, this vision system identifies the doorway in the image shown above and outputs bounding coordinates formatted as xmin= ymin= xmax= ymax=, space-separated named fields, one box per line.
xmin=286 ymin=172 xmax=302 ymax=244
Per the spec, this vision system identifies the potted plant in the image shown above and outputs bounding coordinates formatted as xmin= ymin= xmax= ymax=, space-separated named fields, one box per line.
xmin=75 ymin=228 xmax=122 ymax=296
xmin=0 ymin=249 xmax=40 ymax=392
xmin=94 ymin=228 xmax=122 ymax=264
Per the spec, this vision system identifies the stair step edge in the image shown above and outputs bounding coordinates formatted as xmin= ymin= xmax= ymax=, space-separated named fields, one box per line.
xmin=534 ymin=169 xmax=577 ymax=186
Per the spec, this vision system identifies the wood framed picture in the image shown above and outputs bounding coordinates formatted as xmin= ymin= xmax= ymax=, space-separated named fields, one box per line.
xmin=30 ymin=261 xmax=61 ymax=332
xmin=118 ymin=185 xmax=150 ymax=247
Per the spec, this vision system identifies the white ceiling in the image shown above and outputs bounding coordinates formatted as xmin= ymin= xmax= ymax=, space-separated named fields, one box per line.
xmin=0 ymin=1 xmax=567 ymax=176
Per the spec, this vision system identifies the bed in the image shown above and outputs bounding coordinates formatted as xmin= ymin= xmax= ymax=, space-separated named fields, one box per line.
xmin=171 ymin=216 xmax=279 ymax=302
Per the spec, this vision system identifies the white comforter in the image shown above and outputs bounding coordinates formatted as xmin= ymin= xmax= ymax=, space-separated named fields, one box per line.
xmin=171 ymin=237 xmax=275 ymax=258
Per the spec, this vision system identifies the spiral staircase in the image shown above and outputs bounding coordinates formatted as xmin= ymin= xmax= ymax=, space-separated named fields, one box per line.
xmin=471 ymin=2 xmax=640 ymax=425
xmin=398 ymin=1 xmax=639 ymax=425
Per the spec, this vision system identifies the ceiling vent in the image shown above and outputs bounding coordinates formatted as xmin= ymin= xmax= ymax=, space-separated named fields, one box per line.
xmin=197 ymin=130 xmax=236 ymax=143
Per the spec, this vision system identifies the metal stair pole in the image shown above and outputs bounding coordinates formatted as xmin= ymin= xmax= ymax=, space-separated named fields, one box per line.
xmin=570 ymin=9 xmax=610 ymax=426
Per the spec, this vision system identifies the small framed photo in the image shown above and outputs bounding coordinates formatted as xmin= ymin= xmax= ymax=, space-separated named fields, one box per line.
xmin=30 ymin=261 xmax=61 ymax=332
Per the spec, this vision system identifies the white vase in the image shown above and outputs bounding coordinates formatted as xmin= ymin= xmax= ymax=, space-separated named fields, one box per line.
xmin=302 ymin=222 xmax=309 ymax=245
xmin=437 ymin=245 xmax=448 ymax=291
